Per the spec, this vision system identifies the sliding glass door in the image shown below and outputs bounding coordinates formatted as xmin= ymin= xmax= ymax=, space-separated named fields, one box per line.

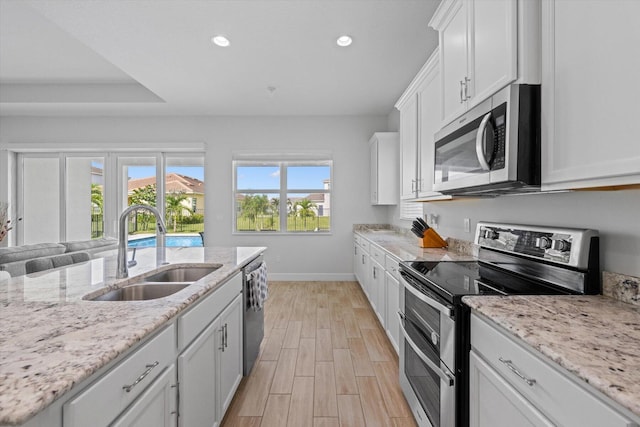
xmin=16 ymin=152 xmax=204 ymax=246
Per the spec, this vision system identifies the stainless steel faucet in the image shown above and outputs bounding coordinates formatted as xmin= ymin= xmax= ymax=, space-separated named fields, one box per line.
xmin=117 ymin=204 xmax=167 ymax=279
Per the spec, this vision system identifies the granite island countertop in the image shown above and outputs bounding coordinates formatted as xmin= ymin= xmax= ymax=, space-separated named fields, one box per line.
xmin=463 ymin=294 xmax=640 ymax=419
xmin=0 ymin=246 xmax=265 ymax=426
xmin=354 ymin=226 xmax=477 ymax=262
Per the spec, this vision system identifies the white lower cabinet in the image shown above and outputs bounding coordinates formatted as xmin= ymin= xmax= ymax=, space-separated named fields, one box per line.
xmin=470 ymin=313 xmax=636 ymax=427
xmin=217 ymin=294 xmax=243 ymax=417
xmin=56 ymin=271 xmax=244 ymax=427
xmin=178 ymin=318 xmax=219 ymax=427
xmin=370 ymin=258 xmax=385 ymax=325
xmin=111 ymin=365 xmax=177 ymax=427
xmin=469 ymin=351 xmax=552 ymax=427
xmin=178 ymin=279 xmax=243 ymax=427
xmin=384 ymin=255 xmax=401 ymax=354
xmin=63 ymin=325 xmax=176 ymax=427
xmin=353 ymin=234 xmax=401 ymax=355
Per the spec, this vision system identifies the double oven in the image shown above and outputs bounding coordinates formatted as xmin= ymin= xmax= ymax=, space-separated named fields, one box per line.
xmin=397 ymin=222 xmax=600 ymax=427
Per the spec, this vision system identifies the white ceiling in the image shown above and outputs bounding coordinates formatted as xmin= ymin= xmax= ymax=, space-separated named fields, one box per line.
xmin=0 ymin=0 xmax=440 ymax=117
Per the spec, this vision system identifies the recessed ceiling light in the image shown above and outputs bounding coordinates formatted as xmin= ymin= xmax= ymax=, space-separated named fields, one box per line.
xmin=336 ymin=35 xmax=353 ymax=47
xmin=212 ymin=35 xmax=230 ymax=47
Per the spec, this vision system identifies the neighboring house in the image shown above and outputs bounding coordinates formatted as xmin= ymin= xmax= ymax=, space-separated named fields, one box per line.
xmin=127 ymin=173 xmax=205 ymax=214
xmin=287 ymin=179 xmax=331 ymax=217
xmin=91 ymin=166 xmax=104 ymax=186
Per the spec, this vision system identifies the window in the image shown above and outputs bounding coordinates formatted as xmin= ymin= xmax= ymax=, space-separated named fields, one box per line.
xmin=233 ymin=159 xmax=332 ymax=233
xmin=15 ymin=152 xmax=204 ymax=245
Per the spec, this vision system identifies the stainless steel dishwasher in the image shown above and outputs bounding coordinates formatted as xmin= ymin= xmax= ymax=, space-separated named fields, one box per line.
xmin=242 ymin=254 xmax=265 ymax=376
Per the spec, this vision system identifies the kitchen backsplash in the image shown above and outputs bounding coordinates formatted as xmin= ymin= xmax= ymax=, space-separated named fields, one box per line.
xmin=603 ymin=271 xmax=640 ymax=306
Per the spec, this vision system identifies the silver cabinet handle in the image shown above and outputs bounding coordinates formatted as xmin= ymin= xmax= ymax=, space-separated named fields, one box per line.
xmin=499 ymin=357 xmax=536 ymax=386
xmin=475 ymin=112 xmax=493 ymax=171
xmin=123 ymin=361 xmax=159 ymax=392
xmin=220 ymin=326 xmax=225 ymax=351
xmin=362 ymin=254 xmax=365 ymax=265
xmin=373 ymin=266 xmax=377 ymax=279
xmin=464 ymin=76 xmax=471 ymax=100
xmin=224 ymin=324 xmax=228 ymax=349
xmin=460 ymin=80 xmax=465 ymax=103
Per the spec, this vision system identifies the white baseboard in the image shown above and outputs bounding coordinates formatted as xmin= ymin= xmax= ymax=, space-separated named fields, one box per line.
xmin=267 ymin=273 xmax=357 ymax=282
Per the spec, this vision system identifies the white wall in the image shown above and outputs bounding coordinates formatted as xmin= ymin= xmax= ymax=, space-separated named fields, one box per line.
xmin=416 ymin=191 xmax=640 ymax=277
xmin=0 ymin=115 xmax=391 ymax=280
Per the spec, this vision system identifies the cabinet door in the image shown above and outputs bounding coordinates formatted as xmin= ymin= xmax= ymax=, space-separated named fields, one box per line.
xmin=468 ymin=0 xmax=517 ymax=108
xmin=542 ymin=0 xmax=640 ymax=189
xmin=370 ymin=139 xmax=379 ymax=203
xmin=111 ymin=365 xmax=177 ymax=427
xmin=370 ymin=259 xmax=385 ymax=325
xmin=384 ymin=272 xmax=400 ymax=354
xmin=417 ymin=62 xmax=442 ymax=198
xmin=440 ymin=0 xmax=468 ymax=125
xmin=178 ymin=318 xmax=219 ymax=427
xmin=353 ymin=242 xmax=361 ymax=283
xmin=217 ymin=294 xmax=243 ymax=419
xmin=469 ymin=351 xmax=554 ymax=427
xmin=400 ymin=95 xmax=419 ymax=199
xmin=360 ymin=252 xmax=370 ymax=297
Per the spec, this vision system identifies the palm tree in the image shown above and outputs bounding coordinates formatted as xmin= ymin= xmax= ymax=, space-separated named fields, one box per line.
xmin=295 ymin=198 xmax=317 ymax=230
xmin=130 ymin=184 xmax=157 ymax=230
xmin=166 ymin=191 xmax=189 ymax=232
xmin=91 ymin=184 xmax=103 ymax=214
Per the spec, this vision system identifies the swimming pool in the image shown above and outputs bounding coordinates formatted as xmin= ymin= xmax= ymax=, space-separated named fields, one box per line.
xmin=128 ymin=235 xmax=203 ymax=248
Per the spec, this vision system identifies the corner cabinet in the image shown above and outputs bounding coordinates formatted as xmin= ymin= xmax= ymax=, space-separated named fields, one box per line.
xmin=369 ymin=132 xmax=399 ymax=205
xmin=395 ymin=49 xmax=451 ymax=201
xmin=541 ymin=0 xmax=640 ymax=190
xmin=470 ymin=313 xmax=638 ymax=427
xmin=430 ymin=0 xmax=538 ymax=127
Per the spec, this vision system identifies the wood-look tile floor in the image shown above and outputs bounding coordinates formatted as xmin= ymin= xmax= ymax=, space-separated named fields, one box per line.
xmin=221 ymin=281 xmax=417 ymax=427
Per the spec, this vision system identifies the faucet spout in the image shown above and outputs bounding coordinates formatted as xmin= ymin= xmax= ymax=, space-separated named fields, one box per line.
xmin=117 ymin=204 xmax=167 ymax=279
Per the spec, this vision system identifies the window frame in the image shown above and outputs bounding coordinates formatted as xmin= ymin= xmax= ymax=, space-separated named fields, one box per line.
xmin=233 ymin=159 xmax=333 ymax=235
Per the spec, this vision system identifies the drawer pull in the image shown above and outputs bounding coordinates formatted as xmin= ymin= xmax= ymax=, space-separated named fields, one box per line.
xmin=122 ymin=361 xmax=159 ymax=392
xmin=499 ymin=357 xmax=536 ymax=386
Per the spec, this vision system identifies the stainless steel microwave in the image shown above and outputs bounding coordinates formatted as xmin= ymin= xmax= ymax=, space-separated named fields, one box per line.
xmin=433 ymin=84 xmax=541 ymax=196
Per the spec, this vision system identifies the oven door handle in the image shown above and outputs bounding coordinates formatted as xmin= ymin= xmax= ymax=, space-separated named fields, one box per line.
xmin=398 ymin=312 xmax=455 ymax=387
xmin=401 ymin=274 xmax=453 ymax=317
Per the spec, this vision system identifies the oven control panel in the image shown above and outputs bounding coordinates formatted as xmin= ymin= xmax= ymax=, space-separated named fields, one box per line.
xmin=475 ymin=222 xmax=598 ymax=270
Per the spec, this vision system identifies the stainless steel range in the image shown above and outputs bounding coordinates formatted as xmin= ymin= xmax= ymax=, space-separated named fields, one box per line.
xmin=398 ymin=222 xmax=600 ymax=427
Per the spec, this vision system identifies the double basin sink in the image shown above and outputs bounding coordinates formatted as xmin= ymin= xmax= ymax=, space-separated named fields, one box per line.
xmin=88 ymin=266 xmax=221 ymax=301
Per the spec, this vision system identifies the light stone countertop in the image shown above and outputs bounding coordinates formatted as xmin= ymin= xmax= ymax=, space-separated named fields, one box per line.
xmin=463 ymin=295 xmax=640 ymax=419
xmin=354 ymin=227 xmax=477 ymax=261
xmin=0 ymin=246 xmax=265 ymax=426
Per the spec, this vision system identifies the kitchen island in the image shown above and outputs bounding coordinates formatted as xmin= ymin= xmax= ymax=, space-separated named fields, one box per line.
xmin=0 ymin=246 xmax=265 ymax=426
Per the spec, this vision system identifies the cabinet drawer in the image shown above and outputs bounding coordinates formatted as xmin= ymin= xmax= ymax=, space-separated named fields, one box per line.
xmin=370 ymin=245 xmax=385 ymax=264
xmin=64 ymin=324 xmax=176 ymax=427
xmin=471 ymin=315 xmax=634 ymax=427
xmin=359 ymin=239 xmax=370 ymax=254
xmin=178 ymin=272 xmax=242 ymax=349
xmin=354 ymin=234 xmax=361 ymax=246
xmin=385 ymin=255 xmax=401 ymax=281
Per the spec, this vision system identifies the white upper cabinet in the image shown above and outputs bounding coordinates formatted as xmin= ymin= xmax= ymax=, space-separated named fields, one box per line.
xmin=541 ymin=0 xmax=640 ymax=190
xmin=396 ymin=49 xmax=451 ymax=201
xmin=430 ymin=0 xmax=530 ymax=127
xmin=369 ymin=132 xmax=399 ymax=205
xmin=399 ymin=95 xmax=419 ymax=200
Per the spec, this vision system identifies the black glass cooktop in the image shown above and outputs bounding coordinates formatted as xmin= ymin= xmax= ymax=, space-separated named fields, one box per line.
xmin=400 ymin=258 xmax=577 ymax=305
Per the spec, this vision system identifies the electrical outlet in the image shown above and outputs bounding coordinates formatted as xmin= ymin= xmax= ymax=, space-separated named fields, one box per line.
xmin=464 ymin=218 xmax=470 ymax=233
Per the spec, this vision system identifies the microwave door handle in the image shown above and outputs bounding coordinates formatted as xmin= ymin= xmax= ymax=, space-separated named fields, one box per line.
xmin=398 ymin=312 xmax=455 ymax=387
xmin=475 ymin=112 xmax=493 ymax=171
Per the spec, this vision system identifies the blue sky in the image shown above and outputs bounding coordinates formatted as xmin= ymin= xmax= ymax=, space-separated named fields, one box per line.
xmin=127 ymin=166 xmax=205 ymax=181
xmin=237 ymin=166 xmax=330 ymax=190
